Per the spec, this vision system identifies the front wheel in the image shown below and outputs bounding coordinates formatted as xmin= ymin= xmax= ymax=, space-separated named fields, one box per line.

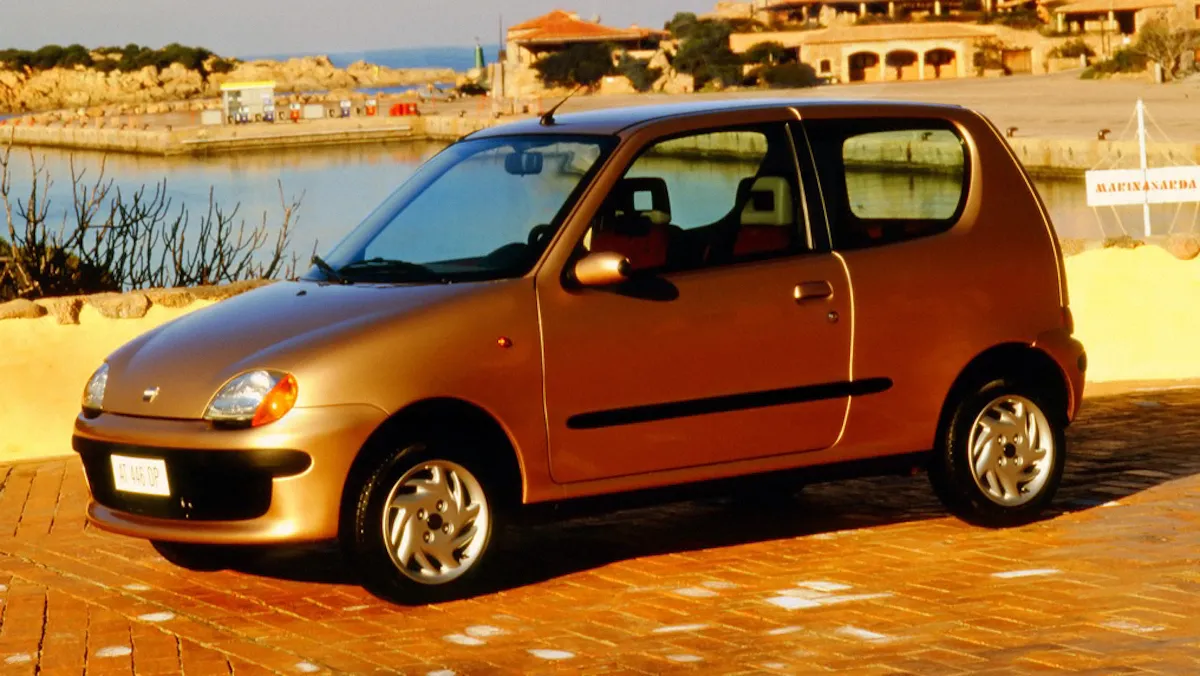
xmin=929 ymin=378 xmax=1066 ymax=527
xmin=344 ymin=441 xmax=499 ymax=603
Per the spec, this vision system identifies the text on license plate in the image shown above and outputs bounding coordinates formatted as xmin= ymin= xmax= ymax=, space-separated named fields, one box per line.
xmin=110 ymin=455 xmax=171 ymax=497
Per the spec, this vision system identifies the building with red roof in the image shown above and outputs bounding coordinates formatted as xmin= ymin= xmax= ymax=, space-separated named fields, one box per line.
xmin=505 ymin=10 xmax=668 ymax=68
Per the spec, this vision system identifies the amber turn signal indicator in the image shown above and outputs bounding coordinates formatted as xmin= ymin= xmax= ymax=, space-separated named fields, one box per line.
xmin=251 ymin=374 xmax=299 ymax=427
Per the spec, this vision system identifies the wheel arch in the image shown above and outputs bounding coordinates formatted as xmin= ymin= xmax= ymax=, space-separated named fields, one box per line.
xmin=934 ymin=342 xmax=1072 ymax=448
xmin=337 ymin=397 xmax=527 ymax=539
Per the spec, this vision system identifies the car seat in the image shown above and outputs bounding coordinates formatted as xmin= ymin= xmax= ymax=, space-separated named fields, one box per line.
xmin=733 ymin=176 xmax=795 ymax=256
xmin=589 ymin=177 xmax=676 ymax=271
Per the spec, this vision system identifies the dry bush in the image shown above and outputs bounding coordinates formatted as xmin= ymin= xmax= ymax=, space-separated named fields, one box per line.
xmin=0 ymin=139 xmax=307 ymax=301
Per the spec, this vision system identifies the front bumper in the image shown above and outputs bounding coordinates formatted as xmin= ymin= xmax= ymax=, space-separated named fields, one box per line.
xmin=73 ymin=404 xmax=388 ymax=545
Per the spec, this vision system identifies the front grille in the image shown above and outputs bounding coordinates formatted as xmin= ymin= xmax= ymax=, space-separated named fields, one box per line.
xmin=74 ymin=437 xmax=310 ymax=521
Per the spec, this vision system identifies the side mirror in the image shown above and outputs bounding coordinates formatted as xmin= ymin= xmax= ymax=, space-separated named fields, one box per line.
xmin=572 ymin=251 xmax=631 ymax=287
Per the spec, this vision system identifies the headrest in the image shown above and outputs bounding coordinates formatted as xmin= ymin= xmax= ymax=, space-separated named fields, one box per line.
xmin=614 ymin=177 xmax=671 ymax=221
xmin=739 ymin=176 xmax=794 ymax=227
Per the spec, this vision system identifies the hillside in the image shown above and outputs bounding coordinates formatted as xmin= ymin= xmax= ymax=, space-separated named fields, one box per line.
xmin=0 ymin=45 xmax=458 ymax=113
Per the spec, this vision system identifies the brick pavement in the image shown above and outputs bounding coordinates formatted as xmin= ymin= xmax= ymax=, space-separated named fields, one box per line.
xmin=2 ymin=388 xmax=1200 ymax=675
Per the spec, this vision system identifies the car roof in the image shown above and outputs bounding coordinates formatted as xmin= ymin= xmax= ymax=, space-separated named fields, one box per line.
xmin=467 ymin=97 xmax=967 ymax=138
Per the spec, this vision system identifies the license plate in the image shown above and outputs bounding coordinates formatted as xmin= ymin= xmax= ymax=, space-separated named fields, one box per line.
xmin=110 ymin=455 xmax=171 ymax=497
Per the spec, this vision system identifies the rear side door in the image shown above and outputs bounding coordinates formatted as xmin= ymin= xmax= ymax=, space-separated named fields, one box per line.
xmin=792 ymin=114 xmax=980 ymax=458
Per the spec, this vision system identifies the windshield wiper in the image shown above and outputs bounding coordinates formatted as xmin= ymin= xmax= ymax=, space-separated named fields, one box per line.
xmin=338 ymin=258 xmax=450 ymax=283
xmin=311 ymin=255 xmax=350 ymax=285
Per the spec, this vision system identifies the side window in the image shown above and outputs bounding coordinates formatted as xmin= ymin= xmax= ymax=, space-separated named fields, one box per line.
xmin=581 ymin=125 xmax=808 ymax=273
xmin=805 ymin=120 xmax=968 ymax=250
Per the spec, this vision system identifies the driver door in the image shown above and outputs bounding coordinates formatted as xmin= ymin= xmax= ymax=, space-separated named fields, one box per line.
xmin=537 ymin=122 xmax=854 ymax=485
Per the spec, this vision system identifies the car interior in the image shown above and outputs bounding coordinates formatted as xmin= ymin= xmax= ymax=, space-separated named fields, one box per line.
xmin=584 ymin=141 xmax=805 ymax=275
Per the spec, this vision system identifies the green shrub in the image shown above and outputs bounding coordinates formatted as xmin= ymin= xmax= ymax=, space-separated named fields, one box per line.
xmin=1050 ymin=38 xmax=1095 ymax=58
xmin=208 ymin=58 xmax=236 ymax=74
xmin=1086 ymin=48 xmax=1148 ymax=75
xmin=743 ymin=41 xmax=792 ymax=66
xmin=977 ymin=9 xmax=1041 ymax=29
xmin=757 ymin=62 xmax=821 ymax=88
xmin=667 ymin=13 xmax=743 ymax=89
xmin=533 ymin=42 xmax=614 ymax=89
xmin=617 ymin=53 xmax=662 ymax=92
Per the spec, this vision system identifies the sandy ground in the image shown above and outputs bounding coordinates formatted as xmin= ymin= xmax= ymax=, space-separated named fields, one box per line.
xmin=2 ymin=245 xmax=1198 ymax=463
xmin=0 ymin=302 xmax=213 ymax=463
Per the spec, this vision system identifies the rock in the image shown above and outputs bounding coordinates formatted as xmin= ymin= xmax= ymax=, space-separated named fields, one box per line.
xmin=144 ymin=288 xmax=195 ymax=308
xmin=1059 ymin=238 xmax=1089 ymax=257
xmin=189 ymin=278 xmax=275 ymax=301
xmin=3 ymin=56 xmax=457 ymax=114
xmin=1165 ymin=233 xmax=1200 ymax=260
xmin=0 ymin=298 xmax=48 ymax=320
xmin=34 ymin=297 xmax=84 ymax=324
xmin=1103 ymin=235 xmax=1144 ymax=250
xmin=87 ymin=292 xmax=151 ymax=319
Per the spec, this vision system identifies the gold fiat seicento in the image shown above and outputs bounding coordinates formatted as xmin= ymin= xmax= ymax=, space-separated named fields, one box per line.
xmin=74 ymin=99 xmax=1086 ymax=603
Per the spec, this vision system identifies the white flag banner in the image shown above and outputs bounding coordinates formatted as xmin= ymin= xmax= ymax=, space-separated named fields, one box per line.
xmin=1085 ymin=166 xmax=1200 ymax=207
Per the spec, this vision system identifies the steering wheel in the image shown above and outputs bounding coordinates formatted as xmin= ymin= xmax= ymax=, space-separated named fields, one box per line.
xmin=528 ymin=224 xmax=555 ymax=248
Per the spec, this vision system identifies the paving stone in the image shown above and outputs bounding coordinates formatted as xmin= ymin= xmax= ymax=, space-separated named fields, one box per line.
xmin=3 ymin=388 xmax=1200 ymax=672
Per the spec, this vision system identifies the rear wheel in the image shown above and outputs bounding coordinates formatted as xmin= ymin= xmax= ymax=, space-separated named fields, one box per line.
xmin=343 ymin=438 xmax=500 ymax=603
xmin=929 ymin=377 xmax=1065 ymax=527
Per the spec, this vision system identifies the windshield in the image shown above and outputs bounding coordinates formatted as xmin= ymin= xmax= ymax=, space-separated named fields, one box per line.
xmin=308 ymin=134 xmax=616 ymax=284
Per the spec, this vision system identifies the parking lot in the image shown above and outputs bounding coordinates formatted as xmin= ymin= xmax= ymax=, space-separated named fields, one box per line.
xmin=2 ymin=387 xmax=1200 ymax=675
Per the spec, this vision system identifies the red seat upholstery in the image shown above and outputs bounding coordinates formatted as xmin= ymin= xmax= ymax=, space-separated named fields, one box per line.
xmin=588 ymin=177 xmax=675 ymax=271
xmin=734 ymin=225 xmax=792 ymax=256
xmin=733 ymin=176 xmax=795 ymax=256
xmin=591 ymin=222 xmax=671 ymax=271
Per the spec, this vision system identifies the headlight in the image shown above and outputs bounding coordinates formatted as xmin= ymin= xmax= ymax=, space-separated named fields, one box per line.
xmin=204 ymin=370 xmax=299 ymax=428
xmin=82 ymin=363 xmax=109 ymax=413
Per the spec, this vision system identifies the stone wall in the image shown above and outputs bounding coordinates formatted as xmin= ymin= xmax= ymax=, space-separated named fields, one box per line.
xmin=0 ymin=280 xmax=272 ymax=325
xmin=1 ymin=124 xmax=177 ymax=154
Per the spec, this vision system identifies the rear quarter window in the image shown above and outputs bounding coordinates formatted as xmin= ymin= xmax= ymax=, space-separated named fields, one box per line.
xmin=804 ymin=119 xmax=970 ymax=250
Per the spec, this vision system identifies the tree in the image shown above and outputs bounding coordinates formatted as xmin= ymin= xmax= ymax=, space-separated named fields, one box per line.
xmin=617 ymin=52 xmax=663 ymax=92
xmin=665 ymin=12 xmax=701 ymax=39
xmin=533 ymin=42 xmax=615 ymax=89
xmin=973 ymin=37 xmax=1010 ymax=72
xmin=1135 ymin=17 xmax=1200 ymax=80
xmin=667 ymin=13 xmax=743 ymax=89
xmin=743 ymin=41 xmax=792 ymax=66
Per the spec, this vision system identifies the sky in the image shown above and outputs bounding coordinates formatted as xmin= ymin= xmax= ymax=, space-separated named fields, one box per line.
xmin=0 ymin=0 xmax=715 ymax=57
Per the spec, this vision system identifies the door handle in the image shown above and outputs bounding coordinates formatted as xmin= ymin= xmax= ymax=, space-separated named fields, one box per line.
xmin=794 ymin=281 xmax=833 ymax=303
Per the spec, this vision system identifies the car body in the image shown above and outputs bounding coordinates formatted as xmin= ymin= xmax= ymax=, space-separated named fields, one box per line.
xmin=73 ymin=98 xmax=1086 ymax=601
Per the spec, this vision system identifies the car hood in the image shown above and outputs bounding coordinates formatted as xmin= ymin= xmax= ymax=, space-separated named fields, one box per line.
xmin=100 ymin=280 xmax=474 ymax=419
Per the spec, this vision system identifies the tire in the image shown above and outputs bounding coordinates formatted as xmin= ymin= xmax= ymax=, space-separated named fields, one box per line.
xmin=343 ymin=437 xmax=501 ymax=604
xmin=151 ymin=541 xmax=250 ymax=571
xmin=928 ymin=377 xmax=1066 ymax=527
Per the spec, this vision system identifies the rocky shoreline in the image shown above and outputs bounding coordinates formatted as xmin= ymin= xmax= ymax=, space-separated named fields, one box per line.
xmin=0 ymin=54 xmax=459 ymax=114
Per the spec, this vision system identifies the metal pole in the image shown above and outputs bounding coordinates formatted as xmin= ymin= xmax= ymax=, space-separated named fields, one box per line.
xmin=1137 ymin=97 xmax=1151 ymax=237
